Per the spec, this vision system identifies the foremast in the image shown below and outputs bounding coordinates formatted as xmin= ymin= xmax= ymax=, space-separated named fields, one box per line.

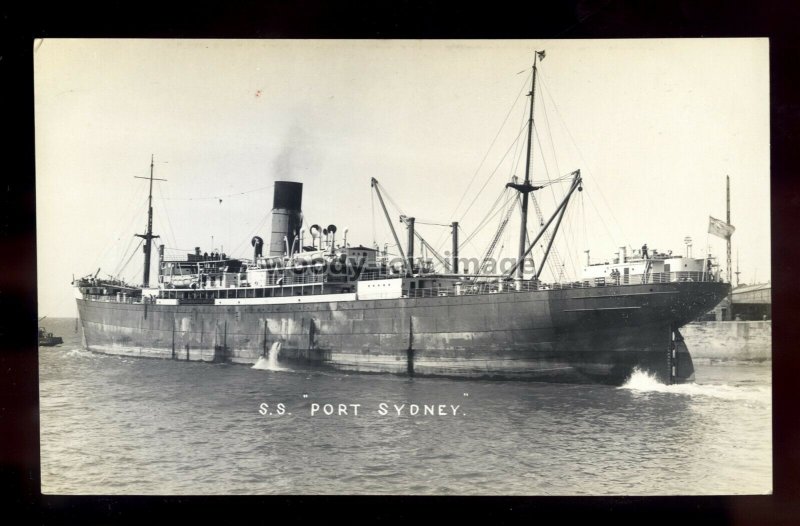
xmin=135 ymin=155 xmax=166 ymax=287
xmin=504 ymin=51 xmax=583 ymax=283
xmin=507 ymin=50 xmax=545 ymax=284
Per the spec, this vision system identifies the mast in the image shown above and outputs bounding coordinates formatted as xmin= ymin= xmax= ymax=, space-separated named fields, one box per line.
xmin=451 ymin=221 xmax=459 ymax=274
xmin=726 ymin=175 xmax=732 ymax=285
xmin=507 ymin=51 xmax=544 ymax=284
xmin=135 ymin=155 xmax=167 ymax=287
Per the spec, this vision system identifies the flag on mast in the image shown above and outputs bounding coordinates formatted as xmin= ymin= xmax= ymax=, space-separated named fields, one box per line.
xmin=708 ymin=216 xmax=735 ymax=239
xmin=537 ymin=50 xmax=546 ymax=61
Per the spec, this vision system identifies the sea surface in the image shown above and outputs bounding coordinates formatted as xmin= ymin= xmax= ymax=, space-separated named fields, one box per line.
xmin=39 ymin=318 xmax=772 ymax=495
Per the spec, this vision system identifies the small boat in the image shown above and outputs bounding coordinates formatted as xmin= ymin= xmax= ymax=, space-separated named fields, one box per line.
xmin=39 ymin=327 xmax=63 ymax=346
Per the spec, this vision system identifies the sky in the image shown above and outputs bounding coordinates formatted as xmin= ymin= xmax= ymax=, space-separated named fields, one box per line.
xmin=35 ymin=39 xmax=770 ymax=317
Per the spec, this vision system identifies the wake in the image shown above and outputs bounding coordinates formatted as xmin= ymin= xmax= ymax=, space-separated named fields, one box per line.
xmin=620 ymin=368 xmax=770 ymax=402
xmin=62 ymin=348 xmax=94 ymax=359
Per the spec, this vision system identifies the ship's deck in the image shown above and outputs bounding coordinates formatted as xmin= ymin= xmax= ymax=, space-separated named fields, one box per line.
xmin=80 ymin=270 xmax=722 ymax=305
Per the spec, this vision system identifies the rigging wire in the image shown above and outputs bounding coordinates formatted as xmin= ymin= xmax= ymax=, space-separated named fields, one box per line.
xmin=380 ymin=183 xmax=407 ymax=219
xmin=88 ymin=187 xmax=149 ymax=273
xmin=116 ymin=239 xmax=144 ymax=279
xmin=556 ymin=194 xmax=579 ymax=281
xmin=431 ymin=72 xmax=532 ymax=253
xmin=434 ymin=178 xmax=513 ymax=256
xmin=538 ymin=72 xmax=627 ymax=243
xmin=509 ymin=88 xmax=531 ymax=181
xmin=583 ymin=187 xmax=618 ymax=249
xmin=155 ymin=183 xmax=179 ymax=250
xmin=231 ymin=207 xmax=273 ymax=257
xmin=158 ymin=183 xmax=275 ymax=201
xmin=457 ymin=187 xmax=513 ymax=250
xmin=372 ymin=180 xmax=456 ymax=273
xmin=484 ymin=81 xmax=532 ymax=271
xmin=445 ymin=71 xmax=532 ymax=225
xmin=412 ymin=220 xmax=452 ymax=227
xmin=539 ymin=97 xmax=577 ymax=281
xmin=128 ymin=258 xmax=145 ymax=287
xmin=531 ymin=125 xmax=559 ymax=277
xmin=538 ymin=72 xmax=565 ymax=198
xmin=371 ymin=188 xmax=376 ymax=245
xmin=455 ymin=118 xmax=530 ymax=229
xmin=111 ymin=232 xmax=139 ymax=277
xmin=476 ymin=196 xmax=518 ymax=278
xmin=580 ymin=188 xmax=588 ymax=274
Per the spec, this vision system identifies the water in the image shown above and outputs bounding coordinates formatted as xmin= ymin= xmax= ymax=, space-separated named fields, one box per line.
xmin=252 ymin=342 xmax=286 ymax=371
xmin=39 ymin=318 xmax=772 ymax=495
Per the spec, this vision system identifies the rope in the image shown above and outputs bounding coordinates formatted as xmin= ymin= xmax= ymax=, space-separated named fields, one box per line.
xmin=111 ymin=234 xmax=138 ymax=277
xmin=158 ymin=183 xmax=275 ymax=201
xmin=532 ymin=125 xmax=562 ymax=278
xmin=584 ymin=188 xmax=617 ymax=249
xmin=117 ymin=239 xmax=144 ymax=278
xmin=155 ymin=183 xmax=179 ymax=250
xmin=454 ymin=119 xmax=529 ymax=230
xmin=476 ymin=196 xmax=517 ymax=277
xmin=230 ymin=206 xmax=273 ymax=257
xmin=371 ymin=188 xmax=376 ymax=244
xmin=379 ymin=181 xmax=406 ymax=218
xmin=538 ymin=75 xmax=566 ymax=198
xmin=539 ymin=72 xmax=626 ymax=243
xmin=445 ymin=71 xmax=532 ymax=226
xmin=90 ymin=189 xmax=148 ymax=271
xmin=436 ymin=70 xmax=533 ymax=256
xmin=457 ymin=187 xmax=513 ymax=250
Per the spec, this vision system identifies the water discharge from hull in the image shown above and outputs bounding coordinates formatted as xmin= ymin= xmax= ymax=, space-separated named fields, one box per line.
xmin=252 ymin=342 xmax=287 ymax=371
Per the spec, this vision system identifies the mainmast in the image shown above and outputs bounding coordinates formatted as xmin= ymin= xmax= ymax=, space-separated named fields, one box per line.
xmin=507 ymin=50 xmax=545 ymax=283
xmin=135 ymin=155 xmax=167 ymax=287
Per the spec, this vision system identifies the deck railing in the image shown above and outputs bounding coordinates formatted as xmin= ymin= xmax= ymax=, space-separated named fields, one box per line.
xmin=83 ymin=270 xmax=721 ymax=304
xmin=401 ymin=271 xmax=720 ymax=299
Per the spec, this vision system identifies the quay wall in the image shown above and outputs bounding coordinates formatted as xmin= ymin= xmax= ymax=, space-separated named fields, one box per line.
xmin=681 ymin=320 xmax=771 ymax=361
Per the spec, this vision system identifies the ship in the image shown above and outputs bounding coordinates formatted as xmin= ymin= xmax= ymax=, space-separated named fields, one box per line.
xmin=73 ymin=52 xmax=729 ymax=385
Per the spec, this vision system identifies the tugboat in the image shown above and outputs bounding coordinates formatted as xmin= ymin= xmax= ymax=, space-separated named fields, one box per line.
xmin=38 ymin=319 xmax=63 ymax=347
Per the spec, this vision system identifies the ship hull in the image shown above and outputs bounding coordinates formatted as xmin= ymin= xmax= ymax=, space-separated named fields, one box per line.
xmin=77 ymin=281 xmax=728 ymax=385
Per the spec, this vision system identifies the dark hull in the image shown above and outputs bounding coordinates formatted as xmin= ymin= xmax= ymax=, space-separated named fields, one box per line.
xmin=77 ymin=281 xmax=728 ymax=385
